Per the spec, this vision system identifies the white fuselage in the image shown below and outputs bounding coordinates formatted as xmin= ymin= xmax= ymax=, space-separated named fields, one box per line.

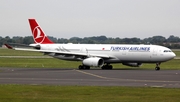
xmin=34 ymin=44 xmax=176 ymax=63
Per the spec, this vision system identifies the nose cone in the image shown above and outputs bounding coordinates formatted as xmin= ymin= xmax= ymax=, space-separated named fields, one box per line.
xmin=171 ymin=52 xmax=176 ymax=58
xmin=164 ymin=52 xmax=176 ymax=61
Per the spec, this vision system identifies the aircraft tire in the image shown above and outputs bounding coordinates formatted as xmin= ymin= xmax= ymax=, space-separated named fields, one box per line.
xmin=78 ymin=65 xmax=90 ymax=70
xmin=109 ymin=65 xmax=113 ymax=70
xmin=101 ymin=65 xmax=113 ymax=70
xmin=101 ymin=65 xmax=107 ymax=70
xmin=155 ymin=67 xmax=160 ymax=71
xmin=78 ymin=65 xmax=83 ymax=70
xmin=85 ymin=66 xmax=90 ymax=70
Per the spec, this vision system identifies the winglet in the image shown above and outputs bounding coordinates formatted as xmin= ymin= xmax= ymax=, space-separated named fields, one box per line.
xmin=4 ymin=44 xmax=13 ymax=49
xmin=28 ymin=19 xmax=54 ymax=44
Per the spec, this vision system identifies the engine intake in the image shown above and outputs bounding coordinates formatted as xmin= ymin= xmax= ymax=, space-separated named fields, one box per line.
xmin=83 ymin=57 xmax=104 ymax=67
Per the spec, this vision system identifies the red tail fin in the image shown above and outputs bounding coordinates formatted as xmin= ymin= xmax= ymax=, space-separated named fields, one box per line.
xmin=4 ymin=44 xmax=13 ymax=49
xmin=28 ymin=19 xmax=54 ymax=44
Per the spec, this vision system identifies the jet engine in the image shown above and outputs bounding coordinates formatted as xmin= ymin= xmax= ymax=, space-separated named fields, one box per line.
xmin=29 ymin=44 xmax=54 ymax=50
xmin=29 ymin=44 xmax=41 ymax=50
xmin=122 ymin=63 xmax=142 ymax=67
xmin=83 ymin=57 xmax=104 ymax=67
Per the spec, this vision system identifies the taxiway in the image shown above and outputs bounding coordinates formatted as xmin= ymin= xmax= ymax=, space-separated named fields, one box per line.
xmin=0 ymin=68 xmax=180 ymax=88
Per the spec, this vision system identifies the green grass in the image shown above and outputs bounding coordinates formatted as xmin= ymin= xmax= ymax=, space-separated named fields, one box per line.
xmin=173 ymin=49 xmax=180 ymax=57
xmin=174 ymin=51 xmax=180 ymax=57
xmin=0 ymin=84 xmax=180 ymax=102
xmin=0 ymin=48 xmax=43 ymax=56
xmin=0 ymin=58 xmax=81 ymax=68
xmin=0 ymin=57 xmax=179 ymax=69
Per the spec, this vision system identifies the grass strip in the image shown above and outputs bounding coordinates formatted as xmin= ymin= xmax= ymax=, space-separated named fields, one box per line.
xmin=0 ymin=48 xmax=43 ymax=56
xmin=0 ymin=84 xmax=180 ymax=102
xmin=0 ymin=58 xmax=180 ymax=69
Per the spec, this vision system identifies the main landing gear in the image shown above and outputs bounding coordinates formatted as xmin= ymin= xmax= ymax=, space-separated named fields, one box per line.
xmin=101 ymin=64 xmax=113 ymax=70
xmin=78 ymin=65 xmax=90 ymax=70
xmin=155 ymin=63 xmax=161 ymax=71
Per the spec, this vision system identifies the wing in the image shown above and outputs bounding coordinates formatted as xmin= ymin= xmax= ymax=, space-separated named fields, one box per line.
xmin=4 ymin=44 xmax=115 ymax=59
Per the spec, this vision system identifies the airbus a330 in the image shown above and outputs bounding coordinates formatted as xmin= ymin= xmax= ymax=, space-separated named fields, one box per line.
xmin=5 ymin=19 xmax=176 ymax=70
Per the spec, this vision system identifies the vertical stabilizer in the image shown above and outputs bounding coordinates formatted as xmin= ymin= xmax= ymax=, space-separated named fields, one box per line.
xmin=28 ymin=19 xmax=54 ymax=44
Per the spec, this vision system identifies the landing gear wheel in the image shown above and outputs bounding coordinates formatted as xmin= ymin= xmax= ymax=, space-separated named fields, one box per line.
xmin=78 ymin=65 xmax=83 ymax=70
xmin=155 ymin=67 xmax=160 ymax=71
xmin=101 ymin=64 xmax=113 ymax=70
xmin=78 ymin=65 xmax=90 ymax=70
xmin=85 ymin=66 xmax=90 ymax=70
xmin=108 ymin=65 xmax=113 ymax=70
xmin=155 ymin=63 xmax=161 ymax=71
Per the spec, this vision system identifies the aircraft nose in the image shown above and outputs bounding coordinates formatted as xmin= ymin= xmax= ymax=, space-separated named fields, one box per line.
xmin=169 ymin=52 xmax=176 ymax=59
xmin=172 ymin=52 xmax=176 ymax=58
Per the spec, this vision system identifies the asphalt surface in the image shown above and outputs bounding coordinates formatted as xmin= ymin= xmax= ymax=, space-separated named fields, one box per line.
xmin=0 ymin=68 xmax=180 ymax=88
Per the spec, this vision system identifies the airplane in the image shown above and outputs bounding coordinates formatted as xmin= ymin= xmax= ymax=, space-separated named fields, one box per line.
xmin=5 ymin=19 xmax=176 ymax=70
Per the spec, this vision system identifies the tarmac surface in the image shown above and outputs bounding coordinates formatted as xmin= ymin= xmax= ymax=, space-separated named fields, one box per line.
xmin=0 ymin=68 xmax=180 ymax=88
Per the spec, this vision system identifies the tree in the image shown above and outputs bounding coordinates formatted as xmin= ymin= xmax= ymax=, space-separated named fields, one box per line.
xmin=167 ymin=35 xmax=180 ymax=43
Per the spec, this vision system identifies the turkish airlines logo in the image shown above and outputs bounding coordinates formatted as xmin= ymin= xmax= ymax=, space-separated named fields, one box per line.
xmin=33 ymin=26 xmax=45 ymax=43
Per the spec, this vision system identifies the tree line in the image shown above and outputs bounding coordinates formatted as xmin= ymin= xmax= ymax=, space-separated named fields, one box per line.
xmin=1 ymin=35 xmax=180 ymax=49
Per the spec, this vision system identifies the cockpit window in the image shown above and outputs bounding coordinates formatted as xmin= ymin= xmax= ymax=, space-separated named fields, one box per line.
xmin=164 ymin=50 xmax=172 ymax=52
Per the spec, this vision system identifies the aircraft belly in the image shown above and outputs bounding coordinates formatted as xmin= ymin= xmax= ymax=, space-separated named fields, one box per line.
xmin=104 ymin=59 xmax=121 ymax=63
xmin=150 ymin=56 xmax=170 ymax=62
xmin=117 ymin=52 xmax=151 ymax=62
xmin=53 ymin=55 xmax=81 ymax=61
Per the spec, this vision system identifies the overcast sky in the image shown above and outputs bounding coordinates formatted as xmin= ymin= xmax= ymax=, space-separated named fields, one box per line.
xmin=0 ymin=0 xmax=180 ymax=39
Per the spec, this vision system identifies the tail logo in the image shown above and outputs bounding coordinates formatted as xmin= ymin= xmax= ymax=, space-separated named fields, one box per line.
xmin=33 ymin=26 xmax=45 ymax=43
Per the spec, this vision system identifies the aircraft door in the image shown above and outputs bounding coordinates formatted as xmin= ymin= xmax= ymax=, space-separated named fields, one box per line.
xmin=80 ymin=47 xmax=88 ymax=55
xmin=149 ymin=48 xmax=158 ymax=61
xmin=152 ymin=48 xmax=158 ymax=56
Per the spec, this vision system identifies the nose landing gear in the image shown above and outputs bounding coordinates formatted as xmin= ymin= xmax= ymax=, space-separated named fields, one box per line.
xmin=155 ymin=63 xmax=161 ymax=71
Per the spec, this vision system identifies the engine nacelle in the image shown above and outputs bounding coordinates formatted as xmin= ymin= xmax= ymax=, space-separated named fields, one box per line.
xmin=83 ymin=57 xmax=104 ymax=67
xmin=29 ymin=44 xmax=41 ymax=50
xmin=122 ymin=63 xmax=142 ymax=67
xmin=30 ymin=44 xmax=55 ymax=50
